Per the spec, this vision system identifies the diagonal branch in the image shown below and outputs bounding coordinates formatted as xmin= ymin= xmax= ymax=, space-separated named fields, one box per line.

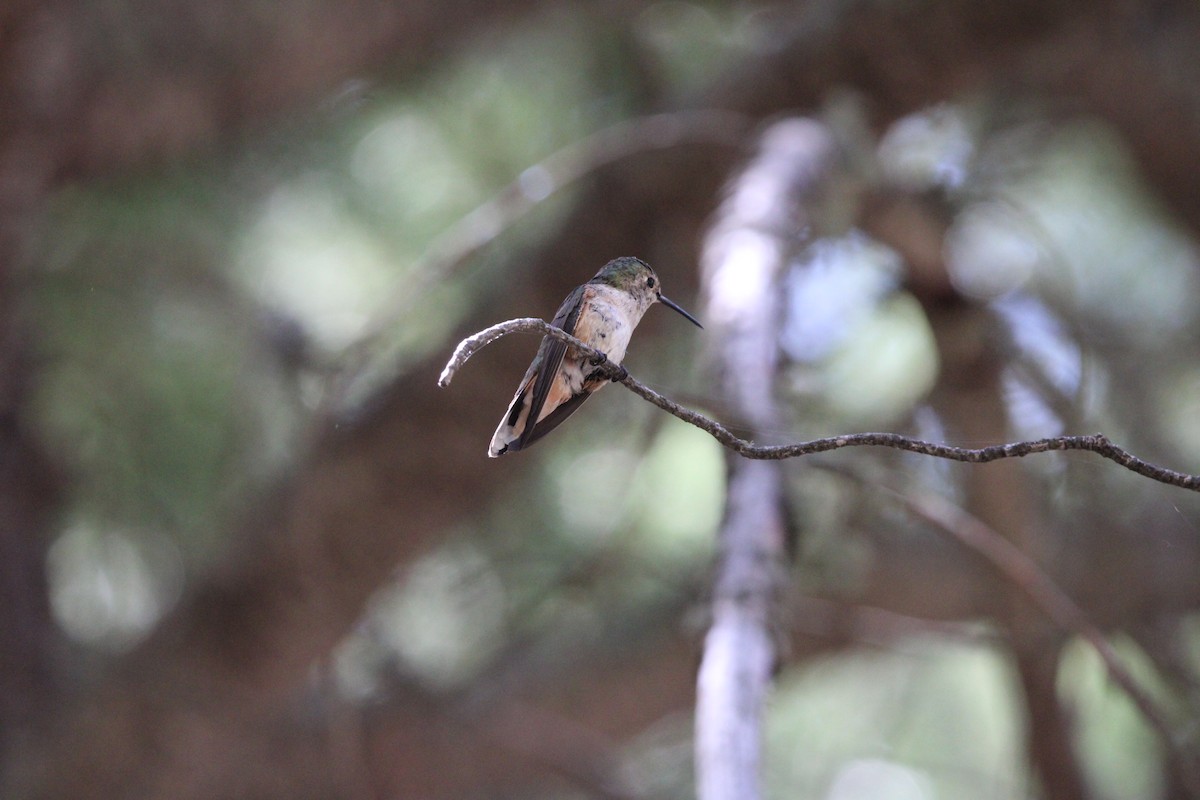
xmin=439 ymin=317 xmax=1200 ymax=493
xmin=864 ymin=474 xmax=1200 ymax=798
xmin=334 ymin=110 xmax=751 ymax=406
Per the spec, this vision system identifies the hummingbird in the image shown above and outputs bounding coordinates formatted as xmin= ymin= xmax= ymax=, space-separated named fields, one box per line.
xmin=488 ymin=256 xmax=702 ymax=457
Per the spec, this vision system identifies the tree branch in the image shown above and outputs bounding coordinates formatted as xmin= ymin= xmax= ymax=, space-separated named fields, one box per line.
xmin=691 ymin=118 xmax=824 ymax=800
xmin=439 ymin=317 xmax=1200 ymax=493
xmin=862 ymin=473 xmax=1200 ymax=798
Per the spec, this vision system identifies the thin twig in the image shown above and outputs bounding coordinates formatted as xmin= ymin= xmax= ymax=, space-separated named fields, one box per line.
xmin=438 ymin=317 xmax=1200 ymax=492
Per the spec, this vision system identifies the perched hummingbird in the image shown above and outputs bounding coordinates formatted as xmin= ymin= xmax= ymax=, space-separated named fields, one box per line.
xmin=488 ymin=256 xmax=702 ymax=457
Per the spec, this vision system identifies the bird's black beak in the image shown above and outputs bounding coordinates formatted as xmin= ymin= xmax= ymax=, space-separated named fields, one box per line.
xmin=658 ymin=293 xmax=703 ymax=328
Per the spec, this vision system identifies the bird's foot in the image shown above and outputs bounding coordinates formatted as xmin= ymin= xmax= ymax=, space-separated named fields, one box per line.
xmin=588 ymin=352 xmax=627 ymax=382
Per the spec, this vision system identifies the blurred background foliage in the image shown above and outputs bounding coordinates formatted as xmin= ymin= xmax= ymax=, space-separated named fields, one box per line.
xmin=5 ymin=1 xmax=1200 ymax=798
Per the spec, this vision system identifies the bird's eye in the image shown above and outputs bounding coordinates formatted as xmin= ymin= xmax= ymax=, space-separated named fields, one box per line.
xmin=646 ymin=276 xmax=656 ymax=288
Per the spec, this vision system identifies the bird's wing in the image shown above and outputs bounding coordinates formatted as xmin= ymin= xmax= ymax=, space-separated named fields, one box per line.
xmin=517 ymin=284 xmax=587 ymax=450
xmin=517 ymin=390 xmax=593 ymax=450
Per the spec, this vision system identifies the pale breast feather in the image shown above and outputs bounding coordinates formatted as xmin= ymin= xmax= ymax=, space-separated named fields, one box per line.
xmin=577 ymin=286 xmax=636 ymax=364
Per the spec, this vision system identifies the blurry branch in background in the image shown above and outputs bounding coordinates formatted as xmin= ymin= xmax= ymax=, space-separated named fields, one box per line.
xmin=439 ymin=318 xmax=1200 ymax=493
xmin=692 ymin=118 xmax=834 ymax=800
xmin=824 ymin=465 xmax=1200 ymax=796
xmin=392 ymin=110 xmax=752 ymax=313
xmin=332 ymin=110 xmax=752 ymax=406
